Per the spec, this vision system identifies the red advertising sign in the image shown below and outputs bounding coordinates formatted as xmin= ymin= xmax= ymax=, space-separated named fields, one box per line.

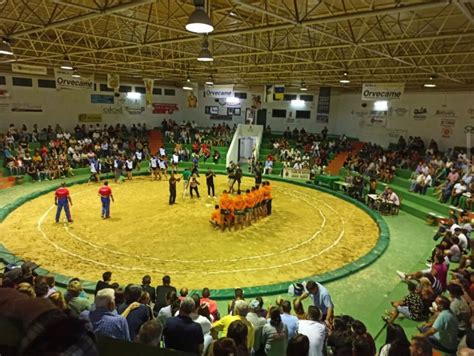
xmin=152 ymin=103 xmax=179 ymax=114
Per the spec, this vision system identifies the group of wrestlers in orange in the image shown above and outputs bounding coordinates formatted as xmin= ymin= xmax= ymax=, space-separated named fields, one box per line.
xmin=210 ymin=181 xmax=273 ymax=231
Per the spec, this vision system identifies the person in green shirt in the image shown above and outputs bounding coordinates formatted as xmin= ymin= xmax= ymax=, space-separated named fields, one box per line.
xmin=66 ymin=280 xmax=91 ymax=316
xmin=416 ymin=296 xmax=459 ymax=354
xmin=182 ymin=167 xmax=192 ymax=198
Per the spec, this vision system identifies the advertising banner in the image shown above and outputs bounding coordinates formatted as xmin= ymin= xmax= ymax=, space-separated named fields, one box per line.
xmin=91 ymin=94 xmax=114 ymax=104
xmin=186 ymin=82 xmax=198 ymax=108
xmin=283 ymin=168 xmax=311 ymax=180
xmin=316 ymin=87 xmax=331 ymax=123
xmin=152 ymin=103 xmax=179 ymax=114
xmin=367 ymin=110 xmax=387 ymax=127
xmin=107 ymin=74 xmax=120 ymax=90
xmin=0 ymin=89 xmax=10 ymax=98
xmin=12 ymin=63 xmax=47 ymax=75
xmin=204 ymin=85 xmax=234 ymax=98
xmin=274 ymin=84 xmax=285 ymax=101
xmin=143 ymin=78 xmax=154 ymax=107
xmin=54 ymin=69 xmax=94 ymax=90
xmin=79 ymin=114 xmax=102 ymax=122
xmin=412 ymin=107 xmax=428 ymax=120
xmin=361 ymin=83 xmax=405 ymax=101
xmin=440 ymin=118 xmax=456 ymax=138
xmin=11 ymin=103 xmax=43 ymax=112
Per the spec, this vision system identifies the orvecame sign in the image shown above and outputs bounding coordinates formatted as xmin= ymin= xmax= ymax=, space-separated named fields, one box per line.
xmin=54 ymin=69 xmax=94 ymax=90
xmin=361 ymin=83 xmax=405 ymax=101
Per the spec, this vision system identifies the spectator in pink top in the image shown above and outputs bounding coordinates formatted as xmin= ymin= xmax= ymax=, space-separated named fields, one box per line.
xmin=447 ymin=169 xmax=459 ymax=184
xmin=432 ymin=255 xmax=448 ymax=291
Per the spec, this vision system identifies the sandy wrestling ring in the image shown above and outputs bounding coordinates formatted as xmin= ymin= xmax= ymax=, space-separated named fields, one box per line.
xmin=0 ymin=175 xmax=383 ymax=294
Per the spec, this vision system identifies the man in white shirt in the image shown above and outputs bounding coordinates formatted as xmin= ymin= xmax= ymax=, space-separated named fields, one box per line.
xmin=298 ymin=306 xmax=327 ymax=356
xmin=451 ymin=181 xmax=467 ymax=206
xmin=387 ymin=188 xmax=400 ymax=207
xmin=454 ymin=228 xmax=469 ymax=251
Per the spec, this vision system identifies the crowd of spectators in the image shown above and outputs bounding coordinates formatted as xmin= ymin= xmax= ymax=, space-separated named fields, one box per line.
xmin=1 ymin=123 xmax=149 ymax=182
xmin=382 ymin=210 xmax=474 ymax=355
xmin=343 ymin=135 xmax=472 ymax=208
xmin=263 ymin=126 xmax=352 ymax=180
xmin=4 ymin=261 xmax=461 ymax=355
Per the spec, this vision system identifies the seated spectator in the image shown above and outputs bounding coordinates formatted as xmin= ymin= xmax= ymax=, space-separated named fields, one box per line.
xmin=208 ymin=337 xmax=237 ymax=356
xmin=416 ymin=296 xmax=459 ymax=354
xmin=66 ymin=280 xmax=91 ymax=317
xmin=287 ymin=334 xmax=310 ymax=356
xmin=383 ymin=281 xmax=425 ymax=324
xmin=379 ymin=323 xmax=410 ymax=356
xmin=117 ymin=284 xmax=152 ymax=340
xmin=262 ymin=307 xmax=288 ymax=356
xmin=297 ymin=306 xmax=327 ymax=356
xmin=246 ymin=299 xmax=267 ymax=354
xmin=227 ymin=320 xmax=250 ymax=356
xmin=81 ymin=288 xmax=131 ymax=341
xmin=212 ymin=300 xmax=255 ymax=350
xmin=409 ymin=336 xmax=432 ymax=356
xmin=95 ymin=271 xmax=112 ymax=296
xmin=154 ymin=274 xmax=177 ymax=315
xmin=140 ymin=275 xmax=155 ymax=304
xmin=201 ymin=287 xmax=219 ymax=321
xmin=163 ymin=297 xmax=204 ymax=354
xmin=137 ymin=319 xmax=162 ymax=347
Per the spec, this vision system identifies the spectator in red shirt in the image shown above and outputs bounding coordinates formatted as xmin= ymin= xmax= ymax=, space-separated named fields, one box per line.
xmin=200 ymin=288 xmax=219 ymax=321
xmin=55 ymin=182 xmax=72 ymax=223
xmin=98 ymin=181 xmax=114 ymax=219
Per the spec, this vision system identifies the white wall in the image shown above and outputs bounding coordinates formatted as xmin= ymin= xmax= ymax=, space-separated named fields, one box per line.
xmin=0 ymin=72 xmax=472 ymax=151
xmin=329 ymin=91 xmax=474 ymax=150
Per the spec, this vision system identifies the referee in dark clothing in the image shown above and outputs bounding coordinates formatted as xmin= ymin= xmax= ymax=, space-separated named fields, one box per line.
xmin=206 ymin=169 xmax=216 ymax=198
xmin=169 ymin=173 xmax=180 ymax=205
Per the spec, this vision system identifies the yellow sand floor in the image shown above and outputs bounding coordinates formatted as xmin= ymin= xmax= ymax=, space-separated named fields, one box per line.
xmin=0 ymin=176 xmax=379 ymax=290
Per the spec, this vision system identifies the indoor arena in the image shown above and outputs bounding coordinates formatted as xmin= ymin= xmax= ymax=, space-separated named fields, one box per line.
xmin=0 ymin=1 xmax=473 ymax=355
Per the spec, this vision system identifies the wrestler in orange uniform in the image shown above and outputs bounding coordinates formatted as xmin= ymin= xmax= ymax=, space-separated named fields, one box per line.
xmin=233 ymin=190 xmax=247 ymax=230
xmin=210 ymin=204 xmax=221 ymax=228
xmin=245 ymin=189 xmax=254 ymax=226
xmin=219 ymin=190 xmax=234 ymax=231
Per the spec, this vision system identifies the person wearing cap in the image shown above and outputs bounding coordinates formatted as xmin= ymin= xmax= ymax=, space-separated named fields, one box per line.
xmin=246 ymin=299 xmax=266 ymax=354
xmin=305 ymin=280 xmax=334 ymax=325
xmin=54 ymin=182 xmax=73 ymax=223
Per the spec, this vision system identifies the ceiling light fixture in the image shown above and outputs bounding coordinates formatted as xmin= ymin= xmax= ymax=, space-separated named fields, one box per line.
xmin=0 ymin=37 xmax=13 ymax=56
xmin=71 ymin=68 xmax=81 ymax=78
xmin=424 ymin=75 xmax=437 ymax=88
xmin=182 ymin=75 xmax=193 ymax=90
xmin=197 ymin=35 xmax=213 ymax=62
xmin=300 ymin=81 xmax=308 ymax=91
xmin=60 ymin=56 xmax=73 ymax=70
xmin=205 ymin=75 xmax=214 ymax=85
xmin=186 ymin=0 xmax=214 ymax=34
xmin=339 ymin=71 xmax=350 ymax=84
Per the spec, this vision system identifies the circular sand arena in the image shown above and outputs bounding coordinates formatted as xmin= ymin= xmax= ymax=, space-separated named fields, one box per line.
xmin=1 ymin=175 xmax=379 ymax=290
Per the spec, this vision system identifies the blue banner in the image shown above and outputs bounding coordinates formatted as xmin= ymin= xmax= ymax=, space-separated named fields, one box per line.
xmin=91 ymin=94 xmax=114 ymax=104
xmin=316 ymin=87 xmax=331 ymax=123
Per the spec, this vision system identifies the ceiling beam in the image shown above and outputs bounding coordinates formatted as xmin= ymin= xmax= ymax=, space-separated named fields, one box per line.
xmin=8 ymin=0 xmax=156 ymax=38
